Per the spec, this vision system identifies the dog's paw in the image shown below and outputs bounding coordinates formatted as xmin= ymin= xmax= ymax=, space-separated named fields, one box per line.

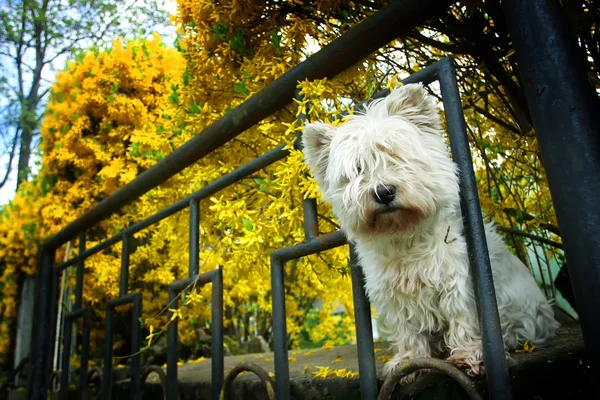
xmin=447 ymin=349 xmax=485 ymax=376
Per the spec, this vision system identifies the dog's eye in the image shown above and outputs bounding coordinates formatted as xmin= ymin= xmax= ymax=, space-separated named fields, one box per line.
xmin=356 ymin=165 xmax=363 ymax=175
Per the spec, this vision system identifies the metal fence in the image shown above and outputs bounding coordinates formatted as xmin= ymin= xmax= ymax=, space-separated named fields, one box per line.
xmin=25 ymin=0 xmax=600 ymax=400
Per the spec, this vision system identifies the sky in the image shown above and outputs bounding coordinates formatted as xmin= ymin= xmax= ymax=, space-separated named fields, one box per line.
xmin=0 ymin=0 xmax=178 ymax=206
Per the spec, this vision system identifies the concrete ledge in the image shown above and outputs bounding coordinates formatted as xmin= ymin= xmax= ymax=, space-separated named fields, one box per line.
xmin=133 ymin=323 xmax=591 ymax=399
xmin=16 ymin=323 xmax=589 ymax=399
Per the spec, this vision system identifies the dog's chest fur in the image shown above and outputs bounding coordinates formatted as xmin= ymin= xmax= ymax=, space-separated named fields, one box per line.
xmin=353 ymin=221 xmax=473 ymax=335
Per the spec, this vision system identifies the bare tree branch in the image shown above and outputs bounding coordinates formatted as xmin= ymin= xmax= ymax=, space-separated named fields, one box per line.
xmin=0 ymin=129 xmax=19 ymax=189
xmin=497 ymin=226 xmax=563 ymax=250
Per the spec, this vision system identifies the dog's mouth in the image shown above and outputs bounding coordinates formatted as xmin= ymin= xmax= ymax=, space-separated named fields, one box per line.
xmin=366 ymin=205 xmax=424 ymax=236
xmin=375 ymin=205 xmax=403 ymax=215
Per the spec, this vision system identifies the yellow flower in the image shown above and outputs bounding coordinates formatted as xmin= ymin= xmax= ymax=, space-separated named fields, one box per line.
xmin=378 ymin=355 xmax=393 ymax=363
xmin=515 ymin=339 xmax=537 ymax=353
xmin=169 ymin=308 xmax=183 ymax=321
xmin=313 ymin=366 xmax=334 ymax=378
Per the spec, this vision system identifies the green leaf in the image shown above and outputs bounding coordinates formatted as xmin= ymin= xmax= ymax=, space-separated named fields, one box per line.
xmin=271 ymin=29 xmax=282 ymax=56
xmin=189 ymin=102 xmax=200 ymax=115
xmin=210 ymin=23 xmax=230 ymax=41
xmin=243 ymin=218 xmax=254 ymax=232
xmin=183 ymin=68 xmax=190 ymax=86
xmin=230 ymin=28 xmax=247 ymax=57
xmin=234 ymin=81 xmax=249 ymax=96
xmin=130 ymin=142 xmax=140 ymax=156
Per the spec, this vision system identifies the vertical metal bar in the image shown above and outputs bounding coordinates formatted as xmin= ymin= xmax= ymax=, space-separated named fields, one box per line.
xmin=44 ymin=267 xmax=61 ymax=396
xmin=270 ymin=255 xmax=290 ymax=399
xmin=58 ymin=310 xmax=89 ymax=400
xmin=166 ymin=287 xmax=179 ymax=400
xmin=75 ymin=231 xmax=86 ymax=309
xmin=302 ymin=200 xmax=319 ymax=241
xmin=189 ymin=199 xmax=200 ymax=278
xmin=502 ymin=0 xmax=600 ymax=391
xmin=295 ymin=91 xmax=319 ymax=241
xmin=59 ymin=317 xmax=72 ymax=400
xmin=120 ymin=234 xmax=130 ymax=297
xmin=102 ymin=308 xmax=114 ymax=400
xmin=80 ymin=309 xmax=90 ymax=400
xmin=131 ymin=294 xmax=142 ymax=400
xmin=211 ymin=267 xmax=224 ymax=400
xmin=29 ymin=248 xmax=55 ymax=400
xmin=439 ymin=58 xmax=511 ymax=399
xmin=349 ymin=245 xmax=377 ymax=400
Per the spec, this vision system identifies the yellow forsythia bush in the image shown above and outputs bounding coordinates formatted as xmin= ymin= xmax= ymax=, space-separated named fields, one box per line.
xmin=1 ymin=0 xmax=562 ymax=367
xmin=0 ymin=6 xmax=369 ymax=361
xmin=0 ymin=34 xmax=188 ymax=361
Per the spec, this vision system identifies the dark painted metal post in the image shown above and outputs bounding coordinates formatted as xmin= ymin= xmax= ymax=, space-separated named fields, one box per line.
xmin=166 ymin=287 xmax=179 ymax=400
xmin=59 ymin=318 xmax=73 ymax=400
xmin=439 ymin=58 xmax=511 ymax=400
xmin=131 ymin=295 xmax=142 ymax=399
xmin=43 ymin=264 xmax=61 ymax=398
xmin=75 ymin=231 xmax=85 ymax=309
xmin=295 ymin=92 xmax=319 ymax=241
xmin=102 ymin=307 xmax=114 ymax=400
xmin=120 ymin=233 xmax=130 ymax=296
xmin=270 ymin=255 xmax=290 ymax=399
xmin=189 ymin=199 xmax=200 ymax=277
xmin=80 ymin=309 xmax=90 ymax=400
xmin=349 ymin=245 xmax=377 ymax=400
xmin=29 ymin=248 xmax=55 ymax=400
xmin=503 ymin=0 xmax=600 ymax=390
xmin=211 ymin=268 xmax=224 ymax=399
xmin=59 ymin=309 xmax=90 ymax=400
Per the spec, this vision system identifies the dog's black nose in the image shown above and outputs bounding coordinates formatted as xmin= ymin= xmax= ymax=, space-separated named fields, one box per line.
xmin=373 ymin=185 xmax=396 ymax=205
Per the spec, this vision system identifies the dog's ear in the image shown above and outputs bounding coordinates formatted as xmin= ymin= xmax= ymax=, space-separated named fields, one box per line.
xmin=302 ymin=122 xmax=335 ymax=184
xmin=385 ymin=83 xmax=441 ymax=131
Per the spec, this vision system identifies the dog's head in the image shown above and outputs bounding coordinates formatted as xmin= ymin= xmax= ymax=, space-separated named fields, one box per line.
xmin=302 ymin=83 xmax=459 ymax=239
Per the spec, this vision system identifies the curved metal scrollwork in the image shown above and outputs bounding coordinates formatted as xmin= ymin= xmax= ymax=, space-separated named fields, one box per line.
xmin=50 ymin=370 xmax=61 ymax=393
xmin=377 ymin=357 xmax=483 ymax=400
xmin=83 ymin=367 xmax=103 ymax=399
xmin=140 ymin=366 xmax=167 ymax=400
xmin=220 ymin=362 xmax=275 ymax=400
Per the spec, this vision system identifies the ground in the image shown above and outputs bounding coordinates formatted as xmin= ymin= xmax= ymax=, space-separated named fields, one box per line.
xmin=124 ymin=322 xmax=591 ymax=400
xmin=7 ymin=322 xmax=591 ymax=399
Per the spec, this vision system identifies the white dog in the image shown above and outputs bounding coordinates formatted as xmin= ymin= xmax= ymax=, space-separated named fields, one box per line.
xmin=302 ymin=83 xmax=558 ymax=378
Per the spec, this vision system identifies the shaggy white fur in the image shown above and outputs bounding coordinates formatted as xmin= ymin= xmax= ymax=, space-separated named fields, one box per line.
xmin=302 ymin=83 xmax=559 ymax=379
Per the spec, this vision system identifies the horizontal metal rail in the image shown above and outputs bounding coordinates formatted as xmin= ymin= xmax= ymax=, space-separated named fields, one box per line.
xmin=43 ymin=0 xmax=453 ymax=250
xmin=37 ymin=57 xmax=509 ymax=400
xmin=53 ymin=59 xmax=447 ymax=273
xmin=27 ymin=1 xmax=535 ymax=398
xmin=267 ymin=57 xmax=510 ymax=400
xmin=53 ymin=143 xmax=290 ymax=272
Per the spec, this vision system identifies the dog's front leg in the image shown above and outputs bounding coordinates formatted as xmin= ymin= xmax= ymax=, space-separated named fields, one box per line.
xmin=444 ymin=316 xmax=485 ymax=376
xmin=383 ymin=325 xmax=431 ymax=384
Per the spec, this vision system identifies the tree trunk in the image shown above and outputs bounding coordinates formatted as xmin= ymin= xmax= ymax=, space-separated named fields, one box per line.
xmin=16 ymin=115 xmax=34 ymax=188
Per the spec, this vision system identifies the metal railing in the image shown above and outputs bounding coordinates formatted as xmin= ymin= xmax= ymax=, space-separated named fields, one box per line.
xmin=25 ymin=0 xmax=600 ymax=399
